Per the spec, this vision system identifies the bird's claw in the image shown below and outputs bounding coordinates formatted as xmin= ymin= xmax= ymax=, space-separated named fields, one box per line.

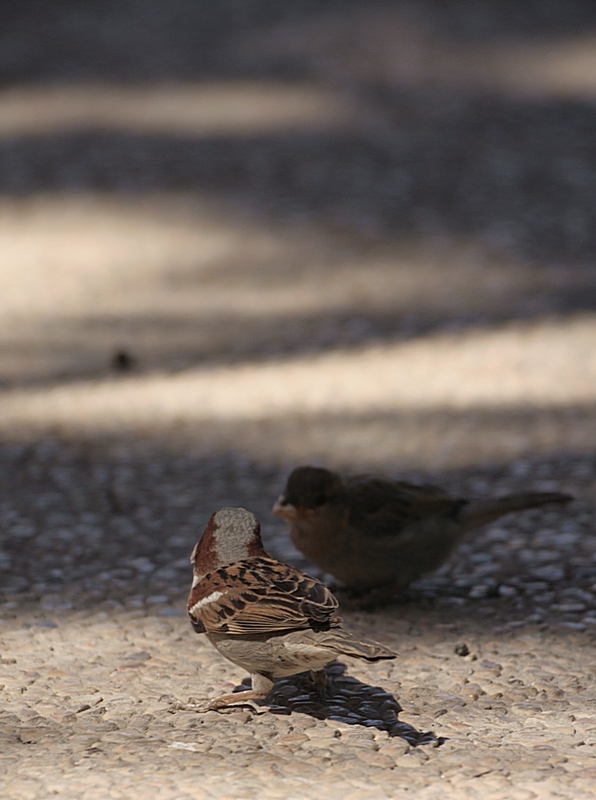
xmin=166 ymin=696 xmax=269 ymax=715
xmin=165 ymin=700 xmax=205 ymax=713
xmin=217 ymin=699 xmax=270 ymax=715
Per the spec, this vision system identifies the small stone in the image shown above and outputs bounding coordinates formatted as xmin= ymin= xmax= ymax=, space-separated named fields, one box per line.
xmin=532 ymin=566 xmax=565 ymax=581
xmin=552 ymin=603 xmax=586 ymax=613
xmin=325 ymin=715 xmax=354 ymax=727
xmin=474 ymin=660 xmax=502 ymax=676
xmin=519 ymin=581 xmax=549 ymax=592
xmin=277 ymin=733 xmax=309 ymax=745
xmin=358 ymin=751 xmax=395 ymax=768
xmin=381 ymin=738 xmax=410 ymax=756
xmin=158 ymin=607 xmax=183 ymax=616
xmin=511 ymin=702 xmax=544 ymax=715
xmin=338 ymin=732 xmax=378 ymax=750
xmin=146 ymin=595 xmax=169 ymax=605
xmin=128 ymin=557 xmax=155 ymax=574
xmin=169 ymin=741 xmax=201 ymax=752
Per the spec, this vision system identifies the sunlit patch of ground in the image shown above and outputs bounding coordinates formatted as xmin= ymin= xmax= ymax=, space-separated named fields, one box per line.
xmin=1 ymin=191 xmax=594 ymax=468
xmin=0 ymin=82 xmax=358 ymax=138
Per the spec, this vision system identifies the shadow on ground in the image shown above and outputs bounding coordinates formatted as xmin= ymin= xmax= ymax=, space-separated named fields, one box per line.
xmin=232 ymin=662 xmax=439 ymax=745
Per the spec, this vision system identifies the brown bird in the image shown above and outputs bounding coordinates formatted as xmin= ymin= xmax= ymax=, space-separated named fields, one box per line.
xmin=186 ymin=507 xmax=396 ymax=712
xmin=272 ymin=466 xmax=573 ymax=603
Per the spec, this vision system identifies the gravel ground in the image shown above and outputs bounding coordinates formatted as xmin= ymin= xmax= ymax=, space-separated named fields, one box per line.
xmin=2 ymin=2 xmax=596 ymax=799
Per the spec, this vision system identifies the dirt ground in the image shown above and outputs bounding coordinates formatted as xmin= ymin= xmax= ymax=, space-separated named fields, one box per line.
xmin=1 ymin=2 xmax=596 ymax=798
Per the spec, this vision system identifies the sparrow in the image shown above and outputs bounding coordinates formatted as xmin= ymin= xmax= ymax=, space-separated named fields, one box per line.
xmin=272 ymin=466 xmax=573 ymax=602
xmin=186 ymin=506 xmax=396 ymax=712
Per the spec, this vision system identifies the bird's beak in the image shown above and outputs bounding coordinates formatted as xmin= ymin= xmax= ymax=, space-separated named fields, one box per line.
xmin=272 ymin=496 xmax=298 ymax=519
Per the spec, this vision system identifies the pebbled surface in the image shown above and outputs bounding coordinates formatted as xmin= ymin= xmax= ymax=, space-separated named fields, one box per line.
xmin=1 ymin=2 xmax=596 ymax=798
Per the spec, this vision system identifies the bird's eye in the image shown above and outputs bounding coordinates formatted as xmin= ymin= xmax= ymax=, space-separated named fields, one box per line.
xmin=313 ymin=493 xmax=327 ymax=506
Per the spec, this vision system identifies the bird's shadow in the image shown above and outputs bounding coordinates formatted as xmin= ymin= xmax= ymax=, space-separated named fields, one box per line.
xmin=235 ymin=661 xmax=440 ymax=747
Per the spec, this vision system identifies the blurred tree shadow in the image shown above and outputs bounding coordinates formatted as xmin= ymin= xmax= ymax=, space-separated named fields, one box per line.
xmin=1 ymin=0 xmax=595 ymax=83
xmin=1 ymin=0 xmax=595 ymax=389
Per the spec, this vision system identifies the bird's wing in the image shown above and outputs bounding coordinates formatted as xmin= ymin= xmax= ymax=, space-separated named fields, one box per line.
xmin=187 ymin=556 xmax=340 ymax=635
xmin=347 ymin=478 xmax=466 ymax=535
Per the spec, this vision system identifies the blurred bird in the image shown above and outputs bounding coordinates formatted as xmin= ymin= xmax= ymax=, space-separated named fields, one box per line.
xmin=186 ymin=507 xmax=396 ymax=711
xmin=272 ymin=466 xmax=573 ymax=603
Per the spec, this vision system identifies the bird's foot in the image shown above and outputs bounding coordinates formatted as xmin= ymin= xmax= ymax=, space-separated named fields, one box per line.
xmin=162 ymin=695 xmax=213 ymax=713
xmin=208 ymin=697 xmax=270 ymax=715
xmin=310 ymin=668 xmax=329 ymax=701
xmin=168 ymin=690 xmax=270 ymax=715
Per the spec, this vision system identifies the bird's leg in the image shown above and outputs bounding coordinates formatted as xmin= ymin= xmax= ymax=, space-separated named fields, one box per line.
xmin=310 ymin=668 xmax=328 ymax=701
xmin=172 ymin=673 xmax=275 ymax=714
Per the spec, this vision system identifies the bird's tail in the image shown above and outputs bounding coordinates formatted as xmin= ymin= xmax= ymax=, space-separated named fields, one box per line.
xmin=322 ymin=630 xmax=397 ymax=661
xmin=460 ymin=491 xmax=572 ymax=530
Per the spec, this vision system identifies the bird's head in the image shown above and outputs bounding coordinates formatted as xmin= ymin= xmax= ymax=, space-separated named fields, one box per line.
xmin=272 ymin=466 xmax=345 ymax=520
xmin=190 ymin=507 xmax=267 ymax=581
